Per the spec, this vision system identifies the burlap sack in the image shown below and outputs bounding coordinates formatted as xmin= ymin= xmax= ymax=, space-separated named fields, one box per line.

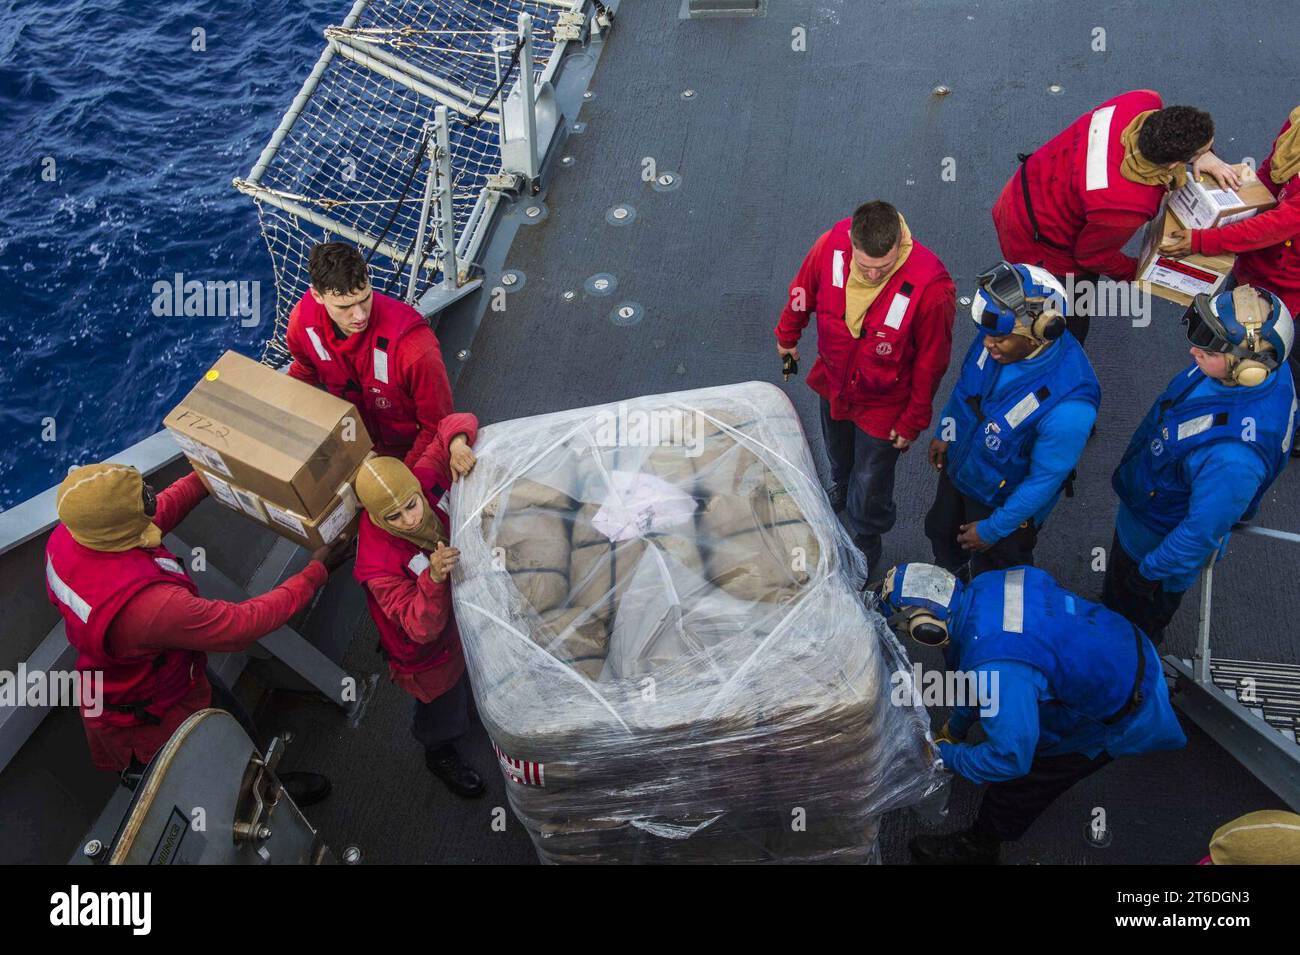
xmin=694 ymin=442 xmax=764 ymax=498
xmin=538 ymin=606 xmax=610 ymax=665
xmin=569 ymin=539 xmax=614 ymax=620
xmin=492 ymin=507 xmax=572 ymax=613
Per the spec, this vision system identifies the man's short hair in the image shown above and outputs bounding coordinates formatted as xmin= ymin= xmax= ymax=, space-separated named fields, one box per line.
xmin=308 ymin=242 xmax=369 ymax=296
xmin=1139 ymin=106 xmax=1215 ymax=165
xmin=849 ymin=201 xmax=902 ymax=257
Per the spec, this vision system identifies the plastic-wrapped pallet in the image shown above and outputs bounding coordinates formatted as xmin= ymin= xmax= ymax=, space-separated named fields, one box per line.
xmin=450 ymin=382 xmax=943 ymax=863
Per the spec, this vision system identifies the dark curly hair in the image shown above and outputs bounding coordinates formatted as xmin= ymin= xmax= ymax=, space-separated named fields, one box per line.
xmin=307 ymin=242 xmax=369 ymax=296
xmin=1138 ymin=106 xmax=1215 ymax=165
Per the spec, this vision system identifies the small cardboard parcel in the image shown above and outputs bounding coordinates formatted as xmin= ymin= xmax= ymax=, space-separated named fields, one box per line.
xmin=449 ymin=381 xmax=944 ymax=863
xmin=165 ymin=350 xmax=372 ymax=549
xmin=1136 ymin=205 xmax=1236 ymax=306
xmin=1167 ymin=163 xmax=1277 ymax=231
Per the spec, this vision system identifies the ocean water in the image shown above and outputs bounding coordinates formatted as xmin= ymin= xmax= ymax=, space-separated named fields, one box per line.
xmin=0 ymin=0 xmax=341 ymax=509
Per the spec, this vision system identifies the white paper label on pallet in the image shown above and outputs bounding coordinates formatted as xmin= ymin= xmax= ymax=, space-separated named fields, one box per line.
xmin=318 ymin=495 xmax=357 ymax=543
xmin=203 ymin=472 xmax=241 ymax=510
xmin=231 ymin=487 xmax=267 ymax=523
xmin=264 ymin=501 xmax=308 ymax=537
xmin=593 ymin=471 xmax=696 ymax=542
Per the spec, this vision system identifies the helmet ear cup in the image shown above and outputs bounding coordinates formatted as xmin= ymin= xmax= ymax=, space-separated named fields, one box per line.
xmin=907 ymin=612 xmax=950 ymax=647
xmin=1232 ymin=358 xmax=1270 ymax=387
xmin=1031 ymin=307 xmax=1066 ymax=342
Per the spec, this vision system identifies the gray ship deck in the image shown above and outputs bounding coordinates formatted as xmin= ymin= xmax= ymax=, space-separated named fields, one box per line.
xmin=181 ymin=0 xmax=1300 ymax=863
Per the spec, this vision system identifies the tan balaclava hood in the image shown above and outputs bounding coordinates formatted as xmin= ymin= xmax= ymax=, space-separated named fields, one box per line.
xmin=1208 ymin=810 xmax=1300 ymax=864
xmin=845 ymin=214 xmax=914 ymax=339
xmin=1119 ymin=110 xmax=1190 ymax=190
xmin=56 ymin=463 xmax=163 ymax=553
xmin=1268 ymin=105 xmax=1300 ymax=184
xmin=355 ymin=456 xmax=447 ymax=552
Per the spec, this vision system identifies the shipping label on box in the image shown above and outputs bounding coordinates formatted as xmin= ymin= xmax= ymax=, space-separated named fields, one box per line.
xmin=195 ymin=466 xmax=359 ymax=550
xmin=1136 ymin=205 xmax=1235 ymax=306
xmin=1168 ymin=164 xmax=1278 ymax=230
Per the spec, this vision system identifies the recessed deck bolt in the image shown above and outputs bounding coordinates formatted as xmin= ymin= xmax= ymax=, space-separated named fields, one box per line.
xmin=82 ymin=840 xmax=104 ymax=859
xmin=618 ymin=306 xmax=635 ymax=320
xmin=562 ymin=290 xmax=576 ymax=301
xmin=1049 ymin=84 xmax=1063 ymax=94
xmin=594 ymin=278 xmax=610 ymax=291
xmin=658 ymin=174 xmax=674 ymax=186
xmin=456 ymin=350 xmax=470 ymax=361
xmin=501 ymin=272 xmax=518 ymax=286
xmin=343 ymin=846 xmax=363 ymax=864
xmin=583 ymin=90 xmax=593 ymax=100
xmin=933 ymin=85 xmax=951 ymax=96
xmin=560 ymin=156 xmax=574 ymax=166
xmin=682 ymin=89 xmax=696 ymax=98
xmin=525 ymin=206 xmax=542 ymax=218
xmin=959 ymin=296 xmax=972 ymax=307
xmin=612 ymin=207 xmax=628 ymax=220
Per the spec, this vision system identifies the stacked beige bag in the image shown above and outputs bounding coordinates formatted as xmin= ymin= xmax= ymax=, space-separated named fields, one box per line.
xmin=451 ymin=382 xmax=942 ymax=863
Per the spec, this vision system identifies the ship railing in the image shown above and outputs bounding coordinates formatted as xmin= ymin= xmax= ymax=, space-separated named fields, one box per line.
xmin=232 ymin=0 xmax=589 ymax=367
xmin=1164 ymin=522 xmax=1300 ymax=811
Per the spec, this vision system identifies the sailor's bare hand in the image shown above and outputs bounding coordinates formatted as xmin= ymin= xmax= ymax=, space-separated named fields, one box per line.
xmin=310 ymin=534 xmax=356 ymax=573
xmin=928 ymin=439 xmax=948 ymax=472
xmin=427 ymin=542 xmax=460 ymax=582
xmin=449 ymin=434 xmax=476 ymax=482
xmin=1161 ymin=229 xmax=1193 ymax=257
xmin=957 ymin=522 xmax=991 ymax=552
xmin=777 ymin=343 xmax=799 ymax=362
xmin=1192 ymin=151 xmax=1242 ymax=190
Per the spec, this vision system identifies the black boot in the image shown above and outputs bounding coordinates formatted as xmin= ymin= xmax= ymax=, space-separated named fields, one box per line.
xmin=279 ymin=771 xmax=332 ymax=808
xmin=852 ymin=534 xmax=882 ymax=578
xmin=826 ymin=483 xmax=848 ymax=513
xmin=909 ymin=829 xmax=1001 ymax=865
xmin=425 ymin=745 xmax=486 ymax=798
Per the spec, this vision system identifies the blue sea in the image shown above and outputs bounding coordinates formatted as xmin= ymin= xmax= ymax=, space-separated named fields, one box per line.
xmin=0 ymin=0 xmax=342 ymax=509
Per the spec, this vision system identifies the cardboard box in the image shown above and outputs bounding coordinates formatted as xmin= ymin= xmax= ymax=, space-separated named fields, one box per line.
xmin=194 ymin=466 xmax=361 ymax=551
xmin=165 ymin=350 xmax=372 ymax=517
xmin=1167 ymin=163 xmax=1277 ymax=230
xmin=1136 ymin=207 xmax=1235 ymax=306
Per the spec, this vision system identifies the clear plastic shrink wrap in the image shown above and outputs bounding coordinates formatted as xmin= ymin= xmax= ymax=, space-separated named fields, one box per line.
xmin=449 ymin=382 xmax=943 ymax=863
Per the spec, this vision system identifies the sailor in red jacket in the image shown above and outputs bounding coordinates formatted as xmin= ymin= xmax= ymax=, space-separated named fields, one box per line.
xmin=775 ymin=200 xmax=956 ymax=573
xmin=992 ymin=90 xmax=1237 ymax=344
xmin=1166 ymin=107 xmax=1300 ymax=370
xmin=353 ymin=413 xmax=484 ymax=797
xmin=286 ymin=241 xmax=455 ymax=467
xmin=45 ymin=462 xmax=346 ymax=803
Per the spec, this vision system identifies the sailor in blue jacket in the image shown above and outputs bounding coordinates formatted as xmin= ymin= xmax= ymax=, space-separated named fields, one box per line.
xmin=878 ymin=562 xmax=1186 ymax=865
xmin=926 ymin=263 xmax=1100 ymax=579
xmin=1106 ymin=285 xmax=1297 ymax=643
